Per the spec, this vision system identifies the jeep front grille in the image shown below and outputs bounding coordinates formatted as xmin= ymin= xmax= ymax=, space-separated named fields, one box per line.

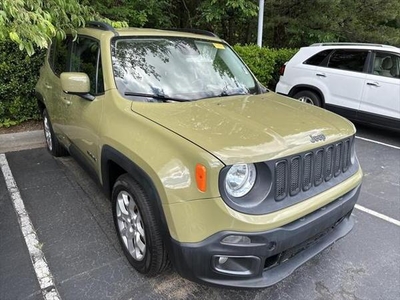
xmin=274 ymin=138 xmax=352 ymax=201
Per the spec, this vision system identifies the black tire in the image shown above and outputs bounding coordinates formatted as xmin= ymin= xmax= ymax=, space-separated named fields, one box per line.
xmin=293 ymin=90 xmax=322 ymax=107
xmin=112 ymin=174 xmax=169 ymax=275
xmin=42 ymin=109 xmax=68 ymax=157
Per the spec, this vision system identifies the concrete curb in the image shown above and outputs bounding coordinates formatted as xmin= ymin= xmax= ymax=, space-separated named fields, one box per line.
xmin=0 ymin=130 xmax=45 ymax=153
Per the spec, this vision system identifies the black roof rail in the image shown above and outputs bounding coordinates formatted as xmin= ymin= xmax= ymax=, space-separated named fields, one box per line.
xmin=86 ymin=21 xmax=118 ymax=35
xmin=166 ymin=28 xmax=219 ymax=38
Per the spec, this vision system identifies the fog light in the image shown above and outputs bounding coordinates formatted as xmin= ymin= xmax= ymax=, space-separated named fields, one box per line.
xmin=221 ymin=235 xmax=251 ymax=245
xmin=218 ymin=256 xmax=228 ymax=264
xmin=213 ymin=255 xmax=260 ymax=276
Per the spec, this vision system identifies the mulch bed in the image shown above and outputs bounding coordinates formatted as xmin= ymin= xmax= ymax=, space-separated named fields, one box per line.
xmin=0 ymin=120 xmax=43 ymax=134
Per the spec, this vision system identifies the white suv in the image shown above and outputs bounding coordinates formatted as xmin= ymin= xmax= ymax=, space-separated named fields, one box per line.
xmin=276 ymin=43 xmax=400 ymax=131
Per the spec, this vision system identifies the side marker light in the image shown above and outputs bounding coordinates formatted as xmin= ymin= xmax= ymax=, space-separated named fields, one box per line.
xmin=196 ymin=164 xmax=207 ymax=192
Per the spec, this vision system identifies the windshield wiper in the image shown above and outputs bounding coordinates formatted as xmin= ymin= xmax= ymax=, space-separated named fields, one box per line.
xmin=217 ymin=88 xmax=249 ymax=97
xmin=124 ymin=92 xmax=188 ymax=102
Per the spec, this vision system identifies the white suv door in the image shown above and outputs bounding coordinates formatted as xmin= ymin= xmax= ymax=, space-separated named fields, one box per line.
xmin=319 ymin=49 xmax=369 ymax=113
xmin=359 ymin=51 xmax=400 ymax=126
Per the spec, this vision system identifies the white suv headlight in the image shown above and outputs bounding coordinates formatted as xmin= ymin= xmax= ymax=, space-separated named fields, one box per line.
xmin=225 ymin=163 xmax=256 ymax=197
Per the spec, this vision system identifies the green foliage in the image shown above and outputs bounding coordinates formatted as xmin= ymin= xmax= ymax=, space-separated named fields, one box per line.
xmin=0 ymin=0 xmax=126 ymax=55
xmin=233 ymin=45 xmax=275 ymax=87
xmin=0 ymin=0 xmax=88 ymax=55
xmin=233 ymin=45 xmax=297 ymax=89
xmin=268 ymin=48 xmax=298 ymax=89
xmin=86 ymin=0 xmax=174 ymax=28
xmin=0 ymin=41 xmax=44 ymax=127
xmin=197 ymin=0 xmax=258 ymax=44
xmin=264 ymin=0 xmax=400 ymax=48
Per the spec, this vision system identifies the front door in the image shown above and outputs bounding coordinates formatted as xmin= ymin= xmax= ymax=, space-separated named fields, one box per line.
xmin=318 ymin=49 xmax=369 ymax=119
xmin=63 ymin=36 xmax=105 ymax=174
xmin=359 ymin=51 xmax=400 ymax=128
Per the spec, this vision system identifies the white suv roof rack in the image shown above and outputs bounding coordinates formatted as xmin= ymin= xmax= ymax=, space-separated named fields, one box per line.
xmin=310 ymin=42 xmax=398 ymax=49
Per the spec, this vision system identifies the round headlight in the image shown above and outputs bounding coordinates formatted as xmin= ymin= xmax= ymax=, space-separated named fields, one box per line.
xmin=225 ymin=164 xmax=256 ymax=197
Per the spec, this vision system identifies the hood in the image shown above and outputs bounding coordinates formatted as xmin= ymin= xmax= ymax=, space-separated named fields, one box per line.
xmin=131 ymin=92 xmax=355 ymax=165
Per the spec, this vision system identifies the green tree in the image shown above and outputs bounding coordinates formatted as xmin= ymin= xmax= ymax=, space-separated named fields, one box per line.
xmin=196 ymin=0 xmax=259 ymax=44
xmin=0 ymin=0 xmax=90 ymax=55
xmin=336 ymin=0 xmax=400 ymax=45
xmin=86 ymin=0 xmax=175 ymax=28
xmin=0 ymin=0 xmax=126 ymax=55
xmin=263 ymin=0 xmax=400 ymax=48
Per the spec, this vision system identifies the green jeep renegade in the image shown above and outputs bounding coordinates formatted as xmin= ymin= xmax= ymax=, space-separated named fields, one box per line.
xmin=35 ymin=22 xmax=363 ymax=288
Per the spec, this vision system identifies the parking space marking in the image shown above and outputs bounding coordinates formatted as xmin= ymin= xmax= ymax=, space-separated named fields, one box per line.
xmin=0 ymin=154 xmax=61 ymax=300
xmin=355 ymin=204 xmax=400 ymax=227
xmin=355 ymin=136 xmax=400 ymax=150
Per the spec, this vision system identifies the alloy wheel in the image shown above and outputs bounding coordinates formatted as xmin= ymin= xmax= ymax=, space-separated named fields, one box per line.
xmin=116 ymin=191 xmax=146 ymax=261
xmin=298 ymin=96 xmax=315 ymax=105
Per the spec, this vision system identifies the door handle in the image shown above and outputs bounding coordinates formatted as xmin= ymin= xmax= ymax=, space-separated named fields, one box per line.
xmin=61 ymin=97 xmax=71 ymax=106
xmin=316 ymin=73 xmax=326 ymax=77
xmin=367 ymin=82 xmax=380 ymax=87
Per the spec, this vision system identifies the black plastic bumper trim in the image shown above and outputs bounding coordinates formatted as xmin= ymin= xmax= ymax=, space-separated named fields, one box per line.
xmin=169 ymin=183 xmax=361 ymax=288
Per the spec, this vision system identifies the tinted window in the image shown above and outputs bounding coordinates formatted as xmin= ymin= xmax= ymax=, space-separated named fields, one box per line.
xmin=372 ymin=52 xmax=400 ymax=79
xmin=71 ymin=37 xmax=104 ymax=94
xmin=304 ymin=50 xmax=331 ymax=66
xmin=51 ymin=37 xmax=71 ymax=76
xmin=327 ymin=50 xmax=368 ymax=72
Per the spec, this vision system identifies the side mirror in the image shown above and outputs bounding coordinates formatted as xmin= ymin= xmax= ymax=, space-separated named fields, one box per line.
xmin=60 ymin=72 xmax=94 ymax=101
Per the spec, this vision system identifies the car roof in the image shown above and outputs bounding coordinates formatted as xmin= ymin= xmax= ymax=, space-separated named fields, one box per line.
xmin=77 ymin=22 xmax=224 ymax=43
xmin=115 ymin=27 xmax=223 ymax=41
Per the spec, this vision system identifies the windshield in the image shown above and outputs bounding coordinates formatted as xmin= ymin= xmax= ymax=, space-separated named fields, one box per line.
xmin=111 ymin=37 xmax=257 ymax=101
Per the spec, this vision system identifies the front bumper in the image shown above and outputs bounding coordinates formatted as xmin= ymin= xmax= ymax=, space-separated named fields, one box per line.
xmin=170 ymin=183 xmax=361 ymax=288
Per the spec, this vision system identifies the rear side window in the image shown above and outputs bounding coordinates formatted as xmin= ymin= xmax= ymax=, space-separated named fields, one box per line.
xmin=372 ymin=52 xmax=400 ymax=79
xmin=327 ymin=50 xmax=368 ymax=72
xmin=304 ymin=50 xmax=331 ymax=66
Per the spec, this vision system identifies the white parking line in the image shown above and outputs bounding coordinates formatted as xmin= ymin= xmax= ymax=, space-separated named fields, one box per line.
xmin=355 ymin=204 xmax=400 ymax=227
xmin=0 ymin=154 xmax=61 ymax=300
xmin=356 ymin=136 xmax=400 ymax=150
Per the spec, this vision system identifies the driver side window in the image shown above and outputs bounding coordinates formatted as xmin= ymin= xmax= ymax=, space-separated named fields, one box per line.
xmin=71 ymin=37 xmax=104 ymax=94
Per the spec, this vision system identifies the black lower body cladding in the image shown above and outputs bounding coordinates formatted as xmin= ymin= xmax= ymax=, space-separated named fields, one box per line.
xmin=169 ymin=184 xmax=361 ymax=288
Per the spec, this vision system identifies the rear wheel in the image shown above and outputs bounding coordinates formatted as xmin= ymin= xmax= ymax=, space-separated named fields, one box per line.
xmin=112 ymin=174 xmax=169 ymax=275
xmin=43 ymin=109 xmax=68 ymax=157
xmin=293 ymin=90 xmax=322 ymax=107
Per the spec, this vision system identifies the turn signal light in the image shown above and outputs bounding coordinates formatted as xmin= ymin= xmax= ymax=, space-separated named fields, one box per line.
xmin=196 ymin=164 xmax=207 ymax=192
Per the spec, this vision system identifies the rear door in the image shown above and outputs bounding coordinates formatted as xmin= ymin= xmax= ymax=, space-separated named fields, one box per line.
xmin=42 ymin=37 xmax=72 ymax=136
xmin=317 ymin=49 xmax=369 ymax=119
xmin=359 ymin=51 xmax=400 ymax=129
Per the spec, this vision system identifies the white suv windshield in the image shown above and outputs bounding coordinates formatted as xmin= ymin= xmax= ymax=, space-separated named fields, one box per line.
xmin=112 ymin=37 xmax=256 ymax=101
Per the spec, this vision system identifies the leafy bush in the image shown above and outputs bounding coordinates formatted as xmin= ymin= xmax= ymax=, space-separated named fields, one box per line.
xmin=233 ymin=45 xmax=275 ymax=88
xmin=268 ymin=48 xmax=299 ymax=89
xmin=0 ymin=41 xmax=45 ymax=127
xmin=233 ymin=45 xmax=298 ymax=90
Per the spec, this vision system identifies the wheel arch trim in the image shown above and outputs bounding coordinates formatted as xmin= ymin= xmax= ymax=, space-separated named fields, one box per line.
xmin=100 ymin=145 xmax=176 ymax=263
xmin=288 ymin=85 xmax=326 ymax=107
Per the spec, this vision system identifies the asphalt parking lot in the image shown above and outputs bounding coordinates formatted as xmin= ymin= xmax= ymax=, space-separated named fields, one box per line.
xmin=0 ymin=124 xmax=399 ymax=300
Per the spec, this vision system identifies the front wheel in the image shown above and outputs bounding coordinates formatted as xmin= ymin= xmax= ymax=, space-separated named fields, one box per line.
xmin=112 ymin=174 xmax=169 ymax=275
xmin=293 ymin=90 xmax=322 ymax=107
